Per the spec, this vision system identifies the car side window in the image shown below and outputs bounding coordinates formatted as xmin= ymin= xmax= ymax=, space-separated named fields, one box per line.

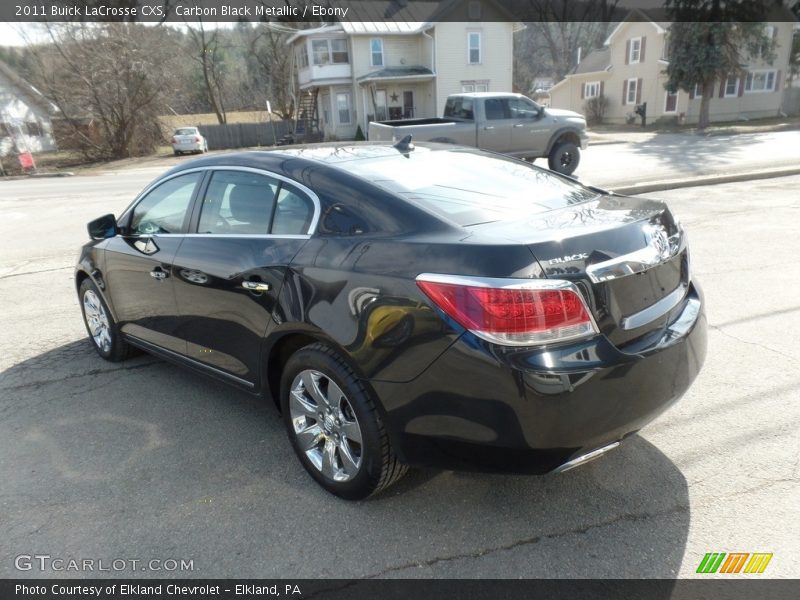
xmin=197 ymin=171 xmax=278 ymax=235
xmin=271 ymin=183 xmax=314 ymax=235
xmin=484 ymin=98 xmax=510 ymax=120
xmin=508 ymin=98 xmax=539 ymax=120
xmin=130 ymin=172 xmax=201 ymax=235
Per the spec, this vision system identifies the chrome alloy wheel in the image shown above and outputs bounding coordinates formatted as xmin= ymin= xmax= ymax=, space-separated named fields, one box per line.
xmin=83 ymin=289 xmax=112 ymax=353
xmin=289 ymin=369 xmax=364 ymax=482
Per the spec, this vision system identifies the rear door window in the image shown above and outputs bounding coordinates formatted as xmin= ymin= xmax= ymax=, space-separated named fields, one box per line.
xmin=196 ymin=170 xmax=315 ymax=235
xmin=197 ymin=170 xmax=278 ymax=235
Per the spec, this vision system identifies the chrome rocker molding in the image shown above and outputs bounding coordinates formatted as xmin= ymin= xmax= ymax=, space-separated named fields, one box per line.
xmin=552 ymin=441 xmax=620 ymax=474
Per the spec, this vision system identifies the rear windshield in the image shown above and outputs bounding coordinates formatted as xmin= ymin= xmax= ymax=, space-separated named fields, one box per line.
xmin=175 ymin=128 xmax=197 ymax=135
xmin=347 ymin=150 xmax=597 ymax=226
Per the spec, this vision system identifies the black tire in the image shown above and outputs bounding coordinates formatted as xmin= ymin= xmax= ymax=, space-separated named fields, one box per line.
xmin=173 ymin=150 xmax=179 ymax=156
xmin=280 ymin=343 xmax=407 ymax=499
xmin=548 ymin=141 xmax=580 ymax=175
xmin=78 ymin=278 xmax=133 ymax=362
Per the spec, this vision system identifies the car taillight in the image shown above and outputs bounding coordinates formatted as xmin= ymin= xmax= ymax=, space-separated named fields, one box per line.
xmin=193 ymin=137 xmax=200 ymax=142
xmin=416 ymin=274 xmax=597 ymax=346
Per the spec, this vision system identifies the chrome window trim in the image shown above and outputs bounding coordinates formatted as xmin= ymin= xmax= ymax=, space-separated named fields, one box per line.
xmin=415 ymin=273 xmax=600 ymax=347
xmin=120 ymin=165 xmax=321 ymax=237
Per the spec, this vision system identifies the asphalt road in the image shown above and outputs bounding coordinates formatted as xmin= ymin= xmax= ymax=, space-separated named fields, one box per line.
xmin=0 ymin=158 xmax=798 ymax=578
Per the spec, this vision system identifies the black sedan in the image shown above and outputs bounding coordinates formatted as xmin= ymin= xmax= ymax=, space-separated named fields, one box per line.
xmin=76 ymin=143 xmax=706 ymax=499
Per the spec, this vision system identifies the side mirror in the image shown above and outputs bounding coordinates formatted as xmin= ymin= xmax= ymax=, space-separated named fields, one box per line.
xmin=537 ymin=107 xmax=546 ymax=119
xmin=87 ymin=214 xmax=118 ymax=240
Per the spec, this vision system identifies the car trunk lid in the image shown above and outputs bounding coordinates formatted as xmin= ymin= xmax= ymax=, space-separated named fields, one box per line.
xmin=469 ymin=194 xmax=690 ymax=347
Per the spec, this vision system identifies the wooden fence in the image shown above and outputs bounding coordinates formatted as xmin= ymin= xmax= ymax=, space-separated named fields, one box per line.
xmin=197 ymin=121 xmax=293 ymax=150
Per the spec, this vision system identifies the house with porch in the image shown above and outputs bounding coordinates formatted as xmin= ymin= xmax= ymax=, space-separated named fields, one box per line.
xmin=0 ymin=58 xmax=57 ymax=157
xmin=549 ymin=6 xmax=798 ymax=125
xmin=287 ymin=0 xmax=523 ymax=140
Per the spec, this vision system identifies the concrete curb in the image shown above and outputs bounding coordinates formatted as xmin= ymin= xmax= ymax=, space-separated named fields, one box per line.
xmin=608 ymin=166 xmax=800 ymax=196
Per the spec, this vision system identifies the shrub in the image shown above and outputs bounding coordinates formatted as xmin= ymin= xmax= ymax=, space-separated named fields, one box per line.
xmin=583 ymin=94 xmax=609 ymax=126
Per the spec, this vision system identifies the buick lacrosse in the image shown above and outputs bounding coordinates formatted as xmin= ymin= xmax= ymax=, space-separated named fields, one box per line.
xmin=76 ymin=142 xmax=706 ymax=499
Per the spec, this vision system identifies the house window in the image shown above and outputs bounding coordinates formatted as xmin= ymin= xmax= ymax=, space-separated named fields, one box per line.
xmin=629 ymin=37 xmax=642 ymax=63
xmin=626 ymin=79 xmax=638 ymax=104
xmin=585 ymin=81 xmax=601 ymax=98
xmin=370 ymin=38 xmax=384 ymax=67
xmin=297 ymin=45 xmax=309 ymax=68
xmin=330 ymin=39 xmax=349 ymax=64
xmin=664 ymin=91 xmax=678 ymax=113
xmin=758 ymin=26 xmax=774 ymax=59
xmin=336 ymin=92 xmax=352 ymax=125
xmin=745 ymin=70 xmax=777 ymax=93
xmin=724 ymin=76 xmax=739 ymax=97
xmin=468 ymin=32 xmax=481 ymax=64
xmin=26 ymin=121 xmax=42 ymax=136
xmin=312 ymin=40 xmax=330 ymax=65
xmin=461 ymin=80 xmax=488 ymax=92
xmin=693 ymin=83 xmax=703 ymax=98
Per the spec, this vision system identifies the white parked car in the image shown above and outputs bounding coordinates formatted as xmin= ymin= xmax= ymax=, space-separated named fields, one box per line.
xmin=170 ymin=127 xmax=208 ymax=155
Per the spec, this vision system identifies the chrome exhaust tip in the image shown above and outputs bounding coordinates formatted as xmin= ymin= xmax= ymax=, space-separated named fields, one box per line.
xmin=552 ymin=441 xmax=620 ymax=474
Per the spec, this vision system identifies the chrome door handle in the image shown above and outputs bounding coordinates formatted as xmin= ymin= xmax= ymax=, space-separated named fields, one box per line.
xmin=513 ymin=123 xmax=525 ymax=128
xmin=242 ymin=281 xmax=270 ymax=292
xmin=483 ymin=126 xmax=495 ymax=130
xmin=149 ymin=268 xmax=168 ymax=280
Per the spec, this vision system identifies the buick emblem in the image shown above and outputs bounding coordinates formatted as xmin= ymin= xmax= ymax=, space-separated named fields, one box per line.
xmin=643 ymin=223 xmax=671 ymax=260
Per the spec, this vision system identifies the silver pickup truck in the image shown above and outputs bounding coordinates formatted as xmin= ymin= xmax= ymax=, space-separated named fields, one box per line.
xmin=368 ymin=92 xmax=588 ymax=175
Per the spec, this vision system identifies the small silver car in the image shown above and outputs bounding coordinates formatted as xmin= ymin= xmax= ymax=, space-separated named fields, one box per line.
xmin=170 ymin=127 xmax=208 ymax=155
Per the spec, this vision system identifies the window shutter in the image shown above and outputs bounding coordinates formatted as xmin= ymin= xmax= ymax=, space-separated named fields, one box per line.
xmin=623 ymin=80 xmax=628 ymax=104
xmin=636 ymin=78 xmax=642 ymax=104
xmin=625 ymin=40 xmax=630 ymax=65
xmin=738 ymin=76 xmax=745 ymax=97
xmin=775 ymin=70 xmax=782 ymax=91
xmin=719 ymin=80 xmax=725 ymax=98
xmin=640 ymin=37 xmax=646 ymax=62
xmin=581 ymin=83 xmax=585 ymax=99
xmin=599 ymin=81 xmax=604 ymax=96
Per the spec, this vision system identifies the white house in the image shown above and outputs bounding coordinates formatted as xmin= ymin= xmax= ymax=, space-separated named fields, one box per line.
xmin=0 ymin=59 xmax=57 ymax=157
xmin=287 ymin=0 xmax=523 ymax=140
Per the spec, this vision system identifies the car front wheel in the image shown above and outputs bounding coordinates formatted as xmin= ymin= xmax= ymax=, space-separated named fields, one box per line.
xmin=281 ymin=343 xmax=407 ymax=499
xmin=548 ymin=142 xmax=580 ymax=175
xmin=79 ymin=278 xmax=133 ymax=362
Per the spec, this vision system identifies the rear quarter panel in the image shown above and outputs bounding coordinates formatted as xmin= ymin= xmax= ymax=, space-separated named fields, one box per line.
xmin=271 ymin=236 xmax=544 ymax=383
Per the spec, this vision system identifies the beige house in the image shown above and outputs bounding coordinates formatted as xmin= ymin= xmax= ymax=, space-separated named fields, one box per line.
xmin=550 ymin=7 xmax=798 ymax=125
xmin=287 ymin=0 xmax=522 ymax=140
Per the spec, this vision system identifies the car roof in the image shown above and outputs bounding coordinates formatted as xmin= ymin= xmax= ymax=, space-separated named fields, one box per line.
xmin=163 ymin=142 xmax=475 ymax=180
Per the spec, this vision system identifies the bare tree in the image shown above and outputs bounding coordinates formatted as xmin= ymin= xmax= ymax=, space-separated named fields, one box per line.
xmin=514 ymin=0 xmax=622 ymax=84
xmin=30 ymin=23 xmax=175 ymax=159
xmin=247 ymin=24 xmax=295 ymax=119
xmin=186 ymin=21 xmax=228 ymax=124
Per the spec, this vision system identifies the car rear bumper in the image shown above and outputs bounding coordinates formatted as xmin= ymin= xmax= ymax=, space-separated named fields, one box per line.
xmin=172 ymin=143 xmax=203 ymax=152
xmin=371 ymin=282 xmax=706 ymax=474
